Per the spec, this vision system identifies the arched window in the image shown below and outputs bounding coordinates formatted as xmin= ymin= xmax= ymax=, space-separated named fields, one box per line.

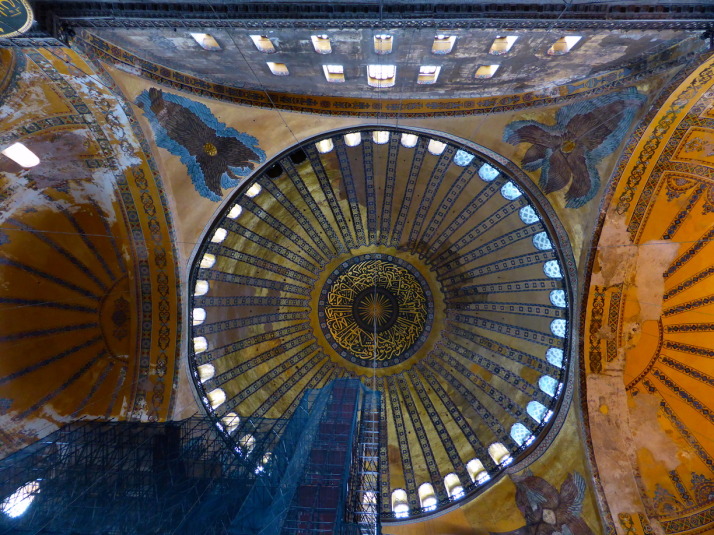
xmin=211 ymin=228 xmax=227 ymax=243
xmin=488 ymin=442 xmax=512 ymax=465
xmin=227 ymin=204 xmax=242 ymax=219
xmin=197 ymin=363 xmax=214 ymax=382
xmin=315 ymin=139 xmax=334 ymax=154
xmin=479 ymin=163 xmax=499 ymax=182
xmin=246 ymin=183 xmax=262 ymax=198
xmin=344 ymin=132 xmax=361 ymax=147
xmin=533 ymin=232 xmax=553 ymax=250
xmin=550 ymin=289 xmax=566 ymax=308
xmin=0 ymin=480 xmax=40 ymax=518
xmin=239 ymin=434 xmax=255 ymax=455
xmin=466 ymin=459 xmax=489 ymax=484
xmin=418 ymin=482 xmax=437 ymax=510
xmin=194 ymin=280 xmax=209 ymax=296
xmin=427 ymin=140 xmax=446 ymax=155
xmin=200 ymin=254 xmax=216 ymax=269
xmin=207 ymin=388 xmax=226 ymax=409
xmin=550 ymin=319 xmax=567 ymax=338
xmin=539 ymin=376 xmax=559 ymax=397
xmin=372 ymin=131 xmax=390 ymax=145
xmin=453 ymin=150 xmax=474 ymax=166
xmin=546 ymin=347 xmax=563 ymax=368
xmin=193 ymin=336 xmax=208 ymax=353
xmin=510 ymin=423 xmax=532 ymax=446
xmin=527 ymin=401 xmax=550 ymax=423
xmin=221 ymin=412 xmax=240 ymax=433
xmin=444 ymin=473 xmax=464 ymax=499
xmin=519 ymin=205 xmax=539 ymax=225
xmin=500 ymin=181 xmax=522 ymax=200
xmin=391 ymin=489 xmax=409 ymax=518
xmin=256 ymin=452 xmax=272 ymax=473
xmin=400 ymin=133 xmax=418 ymax=148
xmin=192 ymin=308 xmax=206 ymax=326
xmin=543 ymin=260 xmax=562 ymax=279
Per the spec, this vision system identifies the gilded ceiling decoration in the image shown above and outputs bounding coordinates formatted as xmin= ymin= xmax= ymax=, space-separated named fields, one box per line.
xmin=188 ymin=127 xmax=576 ymax=519
xmin=584 ymin=56 xmax=714 ymax=534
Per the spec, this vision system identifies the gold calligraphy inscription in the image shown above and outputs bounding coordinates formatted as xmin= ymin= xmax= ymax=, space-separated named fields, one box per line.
xmin=324 ymin=260 xmax=427 ymax=362
xmin=0 ymin=0 xmax=33 ymax=38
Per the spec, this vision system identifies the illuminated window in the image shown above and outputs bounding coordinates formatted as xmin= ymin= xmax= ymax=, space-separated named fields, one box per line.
xmin=539 ymin=375 xmax=559 ymax=397
xmin=550 ymin=289 xmax=566 ymax=308
xmin=315 ymin=139 xmax=334 ymax=153
xmin=489 ymin=35 xmax=518 ymax=55
xmin=391 ymin=489 xmax=409 ymax=518
xmin=250 ymin=35 xmax=275 ymax=53
xmin=400 ymin=133 xmax=418 ymax=148
xmin=543 ymin=260 xmax=562 ymax=279
xmin=546 ymin=347 xmax=563 ymax=368
xmin=373 ymin=131 xmax=390 ymax=145
xmin=511 ymin=423 xmax=533 ymax=446
xmin=466 ymin=459 xmax=490 ymax=484
xmin=363 ymin=491 xmax=377 ymax=506
xmin=475 ymin=64 xmax=499 ymax=79
xmin=1 ymin=142 xmax=39 ymax=168
xmin=533 ymin=232 xmax=552 ymax=250
xmin=311 ymin=34 xmax=332 ymax=54
xmin=190 ymin=33 xmax=221 ymax=51
xmin=548 ymin=36 xmax=582 ymax=56
xmin=417 ymin=65 xmax=440 ymax=84
xmin=551 ymin=319 xmax=567 ymax=338
xmin=488 ymin=442 xmax=512 ymax=465
xmin=1 ymin=481 xmax=40 ymax=518
xmin=432 ymin=34 xmax=456 ymax=54
xmin=221 ymin=412 xmax=240 ymax=433
xmin=479 ymin=163 xmax=499 ymax=182
xmin=192 ymin=308 xmax=206 ymax=326
xmin=418 ymin=482 xmax=437 ymax=510
xmin=444 ymin=473 xmax=464 ymax=499
xmin=500 ymin=181 xmax=522 ymax=200
xmin=227 ymin=205 xmax=242 ymax=219
xmin=323 ymin=64 xmax=345 ymax=82
xmin=256 ymin=452 xmax=272 ymax=473
xmin=239 ymin=434 xmax=255 ymax=454
xmin=344 ymin=132 xmax=362 ymax=147
xmin=374 ymin=34 xmax=393 ymax=54
xmin=427 ymin=139 xmax=446 ymax=155
xmin=211 ymin=228 xmax=227 ymax=243
xmin=267 ymin=62 xmax=289 ymax=76
xmin=200 ymin=254 xmax=216 ymax=269
xmin=454 ymin=150 xmax=474 ymax=166
xmin=246 ymin=183 xmax=262 ymax=198
xmin=207 ymin=388 xmax=226 ymax=409
xmin=197 ymin=363 xmax=214 ymax=382
xmin=519 ymin=205 xmax=539 ymax=224
xmin=367 ymin=64 xmax=396 ymax=88
xmin=527 ymin=401 xmax=551 ymax=423
xmin=194 ymin=280 xmax=209 ymax=296
xmin=193 ymin=336 xmax=208 ymax=353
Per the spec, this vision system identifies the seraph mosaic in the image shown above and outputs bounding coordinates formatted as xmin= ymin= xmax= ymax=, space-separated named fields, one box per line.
xmin=492 ymin=471 xmax=594 ymax=535
xmin=136 ymin=88 xmax=265 ymax=201
xmin=504 ymin=88 xmax=645 ymax=208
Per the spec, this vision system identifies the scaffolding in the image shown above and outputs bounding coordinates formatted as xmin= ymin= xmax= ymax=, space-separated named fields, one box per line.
xmin=0 ymin=379 xmax=381 ymax=535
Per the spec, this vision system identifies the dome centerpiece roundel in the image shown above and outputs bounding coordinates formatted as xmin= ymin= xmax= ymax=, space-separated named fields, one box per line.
xmin=188 ymin=127 xmax=574 ymax=520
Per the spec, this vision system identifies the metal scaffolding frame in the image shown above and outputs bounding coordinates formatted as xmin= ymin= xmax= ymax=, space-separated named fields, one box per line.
xmin=0 ymin=379 xmax=381 ymax=535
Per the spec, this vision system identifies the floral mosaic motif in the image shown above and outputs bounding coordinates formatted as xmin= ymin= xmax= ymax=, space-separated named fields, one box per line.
xmin=136 ymin=88 xmax=265 ymax=201
xmin=111 ymin=296 xmax=130 ymax=340
xmin=504 ymin=89 xmax=645 ymax=208
xmin=492 ymin=471 xmax=594 ymax=535
xmin=652 ymin=483 xmax=683 ymax=515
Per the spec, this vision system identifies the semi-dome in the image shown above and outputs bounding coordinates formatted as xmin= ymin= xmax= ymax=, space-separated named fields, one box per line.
xmin=188 ymin=126 xmax=575 ymax=520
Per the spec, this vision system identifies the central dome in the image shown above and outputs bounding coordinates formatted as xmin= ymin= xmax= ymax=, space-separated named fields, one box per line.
xmin=188 ymin=127 xmax=574 ymax=520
